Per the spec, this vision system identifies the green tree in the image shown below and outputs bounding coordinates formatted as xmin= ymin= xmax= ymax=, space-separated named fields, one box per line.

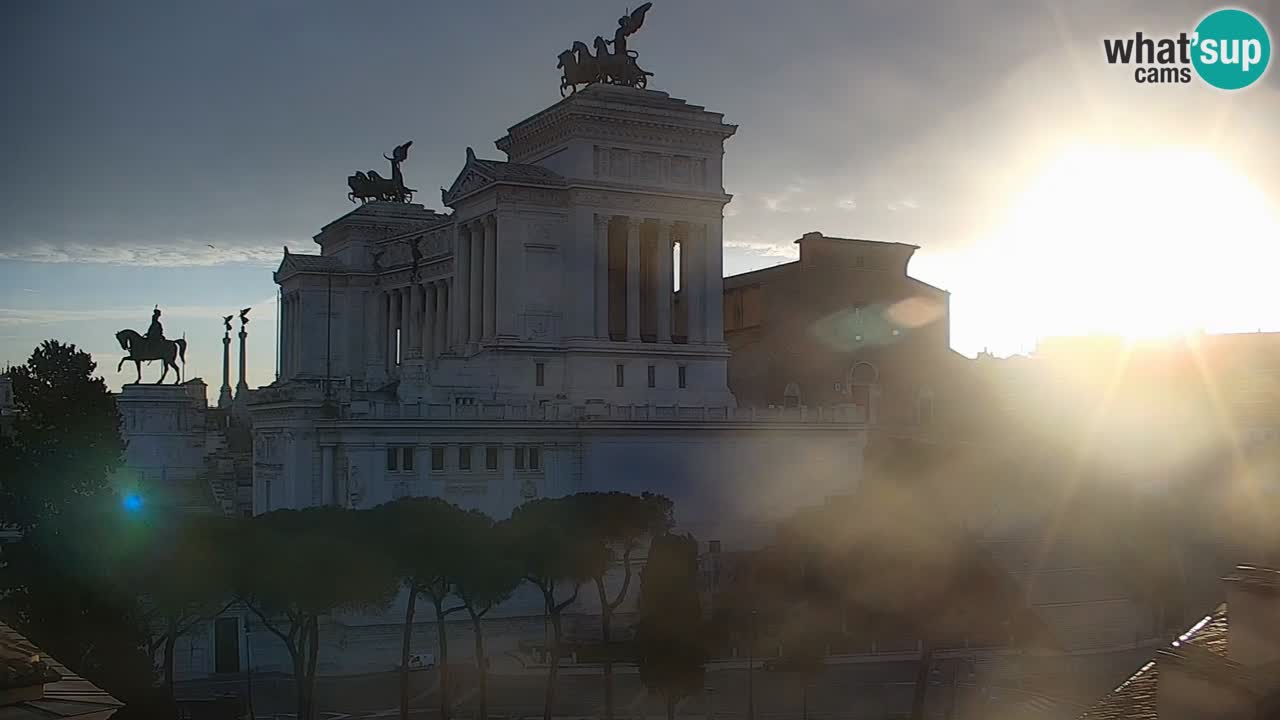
xmin=117 ymin=514 xmax=235 ymax=697
xmin=451 ymin=518 xmax=523 ymax=720
xmin=508 ymin=497 xmax=607 ymax=720
xmin=0 ymin=343 xmax=154 ymax=708
xmin=634 ymin=533 xmax=707 ymax=720
xmin=574 ymin=492 xmax=673 ymax=720
xmin=231 ymin=507 xmax=396 ymax=720
xmin=371 ymin=497 xmax=485 ymax=720
xmin=0 ymin=340 xmax=124 ymax=530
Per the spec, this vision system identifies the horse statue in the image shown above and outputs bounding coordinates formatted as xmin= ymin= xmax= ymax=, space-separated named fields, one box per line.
xmin=557 ymin=4 xmax=654 ymax=95
xmin=347 ymin=141 xmax=416 ymax=203
xmin=116 ymin=329 xmax=187 ymax=384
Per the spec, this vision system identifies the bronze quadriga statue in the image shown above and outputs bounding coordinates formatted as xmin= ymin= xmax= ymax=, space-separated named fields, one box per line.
xmin=348 ymin=141 xmax=416 ymax=204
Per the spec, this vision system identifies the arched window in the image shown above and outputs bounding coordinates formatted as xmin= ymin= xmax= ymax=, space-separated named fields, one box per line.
xmin=848 ymin=362 xmax=878 ymax=408
xmin=782 ymin=382 xmax=801 ymax=408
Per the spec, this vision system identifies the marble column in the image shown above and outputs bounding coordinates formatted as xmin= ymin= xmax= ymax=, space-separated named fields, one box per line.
xmin=321 ymin=445 xmax=335 ymax=506
xmin=594 ymin=214 xmax=610 ymax=339
xmin=365 ymin=290 xmax=380 ymax=366
xmin=279 ymin=296 xmax=289 ymax=377
xmin=422 ymin=281 xmax=436 ymax=359
xmin=482 ymin=215 xmax=497 ymax=340
xmin=387 ymin=289 xmax=400 ymax=367
xmin=399 ymin=287 xmax=412 ymax=362
xmin=625 ymin=217 xmax=641 ymax=342
xmin=408 ymin=283 xmax=423 ymax=357
xmin=289 ymin=294 xmax=300 ymax=375
xmin=656 ymin=220 xmax=674 ymax=343
xmin=705 ymin=219 xmax=725 ymax=343
xmin=454 ymin=225 xmax=471 ymax=349
xmin=686 ymin=225 xmax=706 ymax=344
xmin=469 ymin=220 xmax=484 ymax=344
xmin=436 ymin=281 xmax=449 ymax=356
xmin=441 ymin=279 xmax=452 ymax=352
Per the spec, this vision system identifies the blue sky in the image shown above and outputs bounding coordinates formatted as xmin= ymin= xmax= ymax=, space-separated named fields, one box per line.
xmin=3 ymin=0 xmax=1279 ymax=395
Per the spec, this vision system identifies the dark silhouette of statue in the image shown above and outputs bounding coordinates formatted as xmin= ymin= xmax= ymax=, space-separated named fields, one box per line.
xmin=348 ymin=141 xmax=416 ymax=204
xmin=408 ymin=236 xmax=424 ymax=281
xmin=146 ymin=306 xmax=164 ymax=343
xmin=558 ymin=3 xmax=654 ymax=96
xmin=116 ymin=306 xmax=187 ymax=384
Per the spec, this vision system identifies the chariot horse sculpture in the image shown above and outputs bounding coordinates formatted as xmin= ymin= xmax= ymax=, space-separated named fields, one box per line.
xmin=116 ymin=329 xmax=187 ymax=384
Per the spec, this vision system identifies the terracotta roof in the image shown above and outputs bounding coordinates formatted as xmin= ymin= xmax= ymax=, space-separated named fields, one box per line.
xmin=1077 ymin=606 xmax=1229 ymax=719
xmin=0 ymin=622 xmax=123 ymax=718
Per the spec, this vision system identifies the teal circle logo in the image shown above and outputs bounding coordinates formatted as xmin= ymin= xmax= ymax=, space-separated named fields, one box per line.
xmin=1192 ymin=8 xmax=1271 ymax=89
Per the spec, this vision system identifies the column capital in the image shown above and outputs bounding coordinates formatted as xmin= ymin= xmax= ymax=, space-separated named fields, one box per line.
xmin=482 ymin=213 xmax=496 ymax=230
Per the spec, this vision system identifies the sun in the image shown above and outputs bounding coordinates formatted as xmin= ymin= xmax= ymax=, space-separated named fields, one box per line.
xmin=958 ymin=143 xmax=1280 ymax=351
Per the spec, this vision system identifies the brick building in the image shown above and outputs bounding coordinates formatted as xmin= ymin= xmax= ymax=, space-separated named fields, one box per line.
xmin=722 ymin=231 xmax=964 ymax=430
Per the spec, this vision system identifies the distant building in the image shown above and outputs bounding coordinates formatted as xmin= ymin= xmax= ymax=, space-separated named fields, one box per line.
xmin=0 ymin=374 xmax=14 ymax=438
xmin=722 ymin=231 xmax=963 ymax=430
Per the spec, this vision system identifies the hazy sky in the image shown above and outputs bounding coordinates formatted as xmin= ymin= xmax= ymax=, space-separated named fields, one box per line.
xmin=3 ymin=0 xmax=1279 ymax=393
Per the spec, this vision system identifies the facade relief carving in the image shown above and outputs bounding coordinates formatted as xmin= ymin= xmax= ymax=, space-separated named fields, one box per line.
xmin=569 ymin=189 xmax=724 ymax=218
xmin=495 ymin=187 xmax=569 ymax=207
xmin=527 ymin=223 xmax=557 ymax=249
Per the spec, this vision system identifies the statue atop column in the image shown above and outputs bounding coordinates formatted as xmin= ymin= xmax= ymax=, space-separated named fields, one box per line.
xmin=558 ymin=3 xmax=655 ymax=96
xmin=347 ymin=141 xmax=416 ymax=204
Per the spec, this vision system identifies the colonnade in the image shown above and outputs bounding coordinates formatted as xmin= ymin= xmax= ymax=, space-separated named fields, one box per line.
xmin=594 ymin=214 xmax=723 ymax=344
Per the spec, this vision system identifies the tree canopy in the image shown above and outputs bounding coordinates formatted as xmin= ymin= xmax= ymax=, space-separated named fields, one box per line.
xmin=0 ymin=340 xmax=123 ymax=530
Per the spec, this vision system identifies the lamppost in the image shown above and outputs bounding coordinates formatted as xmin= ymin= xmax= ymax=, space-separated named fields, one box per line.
xmin=747 ymin=609 xmax=757 ymax=720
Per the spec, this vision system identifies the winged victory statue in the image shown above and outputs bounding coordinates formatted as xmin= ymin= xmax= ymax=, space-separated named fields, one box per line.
xmin=558 ymin=3 xmax=655 ymax=96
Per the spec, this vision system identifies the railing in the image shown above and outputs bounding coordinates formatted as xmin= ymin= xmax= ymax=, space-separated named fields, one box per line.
xmin=249 ymin=380 xmax=870 ymax=425
xmin=349 ymin=400 xmax=867 ymax=424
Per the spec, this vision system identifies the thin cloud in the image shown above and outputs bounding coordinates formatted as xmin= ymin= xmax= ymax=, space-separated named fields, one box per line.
xmin=724 ymin=235 xmax=799 ymax=259
xmin=0 ymin=296 xmax=278 ymax=327
xmin=0 ymin=242 xmax=286 ymax=268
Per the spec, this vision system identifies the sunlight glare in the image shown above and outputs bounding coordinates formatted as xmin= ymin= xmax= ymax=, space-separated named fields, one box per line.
xmin=966 ymin=144 xmax=1280 ymax=347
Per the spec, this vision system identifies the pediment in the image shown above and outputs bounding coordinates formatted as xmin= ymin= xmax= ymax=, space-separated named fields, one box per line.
xmin=441 ymin=147 xmax=496 ymax=206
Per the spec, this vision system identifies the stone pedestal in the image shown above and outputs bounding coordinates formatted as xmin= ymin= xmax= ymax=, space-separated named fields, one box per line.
xmin=114 ymin=380 xmax=214 ymax=511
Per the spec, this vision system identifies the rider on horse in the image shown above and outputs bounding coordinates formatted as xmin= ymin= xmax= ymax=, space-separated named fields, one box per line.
xmin=145 ymin=306 xmax=168 ymax=357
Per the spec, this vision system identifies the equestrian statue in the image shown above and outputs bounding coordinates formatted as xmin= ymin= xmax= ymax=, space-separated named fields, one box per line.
xmin=348 ymin=141 xmax=415 ymax=204
xmin=116 ymin=306 xmax=188 ymax=384
xmin=558 ymin=3 xmax=654 ymax=96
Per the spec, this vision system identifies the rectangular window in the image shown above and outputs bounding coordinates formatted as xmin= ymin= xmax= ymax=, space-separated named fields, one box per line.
xmin=458 ymin=445 xmax=472 ymax=471
xmin=535 ymin=362 xmax=545 ymax=387
xmin=678 ymin=365 xmax=687 ymax=389
xmin=515 ymin=447 xmax=527 ymax=470
xmin=386 ymin=447 xmax=399 ymax=472
xmin=486 ymin=446 xmax=499 ymax=471
xmin=647 ymin=364 xmax=656 ymax=388
xmin=529 ymin=446 xmax=542 ymax=471
xmin=402 ymin=447 xmax=414 ymax=472
xmin=431 ymin=446 xmax=445 ymax=472
xmin=616 ymin=363 xmax=625 ymax=387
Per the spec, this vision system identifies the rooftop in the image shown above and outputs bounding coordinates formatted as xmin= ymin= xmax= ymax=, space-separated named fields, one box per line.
xmin=0 ymin=622 xmax=123 ymax=719
xmin=793 ymin=231 xmax=920 ymax=250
